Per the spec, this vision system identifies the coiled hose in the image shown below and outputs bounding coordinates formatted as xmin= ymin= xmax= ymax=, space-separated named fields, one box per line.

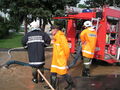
xmin=0 ymin=47 xmax=50 ymax=70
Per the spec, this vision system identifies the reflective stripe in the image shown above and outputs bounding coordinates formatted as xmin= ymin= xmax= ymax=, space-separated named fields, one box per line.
xmin=82 ymin=50 xmax=94 ymax=55
xmin=84 ymin=62 xmax=91 ymax=65
xmin=51 ymin=65 xmax=68 ymax=69
xmin=27 ymin=40 xmax=44 ymax=44
xmin=29 ymin=62 xmax=45 ymax=65
xmin=84 ymin=59 xmax=92 ymax=65
xmin=55 ymin=43 xmax=60 ymax=46
xmin=89 ymin=34 xmax=96 ymax=37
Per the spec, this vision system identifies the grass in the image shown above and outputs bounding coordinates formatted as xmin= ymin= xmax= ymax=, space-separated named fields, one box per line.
xmin=0 ymin=33 xmax=24 ymax=48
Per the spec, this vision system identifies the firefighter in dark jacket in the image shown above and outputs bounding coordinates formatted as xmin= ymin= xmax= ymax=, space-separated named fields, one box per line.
xmin=22 ymin=20 xmax=51 ymax=83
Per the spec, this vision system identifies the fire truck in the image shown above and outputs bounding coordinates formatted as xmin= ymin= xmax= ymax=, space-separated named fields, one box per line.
xmin=53 ymin=6 xmax=120 ymax=64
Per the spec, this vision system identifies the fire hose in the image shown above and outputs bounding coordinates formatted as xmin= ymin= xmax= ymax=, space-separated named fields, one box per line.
xmin=68 ymin=45 xmax=120 ymax=68
xmin=1 ymin=47 xmax=49 ymax=70
xmin=68 ymin=45 xmax=82 ymax=68
xmin=0 ymin=47 xmax=55 ymax=90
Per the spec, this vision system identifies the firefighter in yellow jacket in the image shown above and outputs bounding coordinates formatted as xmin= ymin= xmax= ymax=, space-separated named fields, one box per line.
xmin=50 ymin=25 xmax=75 ymax=89
xmin=80 ymin=21 xmax=97 ymax=77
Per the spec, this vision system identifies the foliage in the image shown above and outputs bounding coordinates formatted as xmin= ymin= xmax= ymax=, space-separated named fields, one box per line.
xmin=0 ymin=14 xmax=21 ymax=38
xmin=78 ymin=4 xmax=88 ymax=8
xmin=85 ymin=0 xmax=120 ymax=8
xmin=0 ymin=16 xmax=10 ymax=38
xmin=0 ymin=0 xmax=79 ymax=34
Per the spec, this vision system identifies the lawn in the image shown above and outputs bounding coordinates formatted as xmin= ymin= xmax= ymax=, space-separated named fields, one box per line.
xmin=0 ymin=33 xmax=24 ymax=48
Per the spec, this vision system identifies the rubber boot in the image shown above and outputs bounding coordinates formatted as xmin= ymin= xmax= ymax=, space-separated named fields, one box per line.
xmin=44 ymin=75 xmax=57 ymax=89
xmin=32 ymin=71 xmax=38 ymax=83
xmin=39 ymin=75 xmax=44 ymax=83
xmin=64 ymin=75 xmax=75 ymax=90
xmin=38 ymin=70 xmax=45 ymax=83
xmin=50 ymin=75 xmax=57 ymax=89
xmin=82 ymin=68 xmax=90 ymax=77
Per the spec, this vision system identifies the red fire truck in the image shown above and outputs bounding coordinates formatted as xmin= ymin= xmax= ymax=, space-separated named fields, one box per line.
xmin=53 ymin=6 xmax=120 ymax=64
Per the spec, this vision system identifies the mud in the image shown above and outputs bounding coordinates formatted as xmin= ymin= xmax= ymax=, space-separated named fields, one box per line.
xmin=0 ymin=50 xmax=120 ymax=90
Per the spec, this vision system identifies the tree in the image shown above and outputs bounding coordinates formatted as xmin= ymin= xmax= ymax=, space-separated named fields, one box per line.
xmin=0 ymin=0 xmax=79 ymax=34
xmin=0 ymin=16 xmax=10 ymax=38
xmin=78 ymin=4 xmax=88 ymax=8
xmin=85 ymin=0 xmax=120 ymax=8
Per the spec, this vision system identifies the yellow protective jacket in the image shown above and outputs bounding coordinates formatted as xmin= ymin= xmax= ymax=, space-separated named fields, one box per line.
xmin=80 ymin=27 xmax=97 ymax=58
xmin=50 ymin=30 xmax=70 ymax=75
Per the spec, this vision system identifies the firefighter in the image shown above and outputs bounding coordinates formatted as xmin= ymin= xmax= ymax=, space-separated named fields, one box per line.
xmin=80 ymin=21 xmax=97 ymax=77
xmin=22 ymin=20 xmax=51 ymax=83
xmin=48 ymin=25 xmax=75 ymax=89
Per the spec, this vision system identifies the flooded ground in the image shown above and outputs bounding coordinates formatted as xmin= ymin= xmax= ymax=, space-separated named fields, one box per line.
xmin=0 ymin=49 xmax=120 ymax=90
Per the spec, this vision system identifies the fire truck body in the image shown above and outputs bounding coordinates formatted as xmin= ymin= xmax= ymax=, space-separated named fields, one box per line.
xmin=53 ymin=6 xmax=120 ymax=64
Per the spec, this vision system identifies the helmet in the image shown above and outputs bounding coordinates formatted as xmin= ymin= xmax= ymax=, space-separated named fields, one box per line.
xmin=28 ymin=20 xmax=41 ymax=31
xmin=30 ymin=20 xmax=40 ymax=28
xmin=83 ymin=21 xmax=92 ymax=27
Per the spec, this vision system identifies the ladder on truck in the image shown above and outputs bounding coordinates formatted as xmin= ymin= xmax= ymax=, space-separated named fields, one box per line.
xmin=91 ymin=18 xmax=100 ymax=31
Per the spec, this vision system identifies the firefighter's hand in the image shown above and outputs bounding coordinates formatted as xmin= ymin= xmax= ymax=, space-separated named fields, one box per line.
xmin=51 ymin=39 xmax=56 ymax=44
xmin=67 ymin=65 xmax=71 ymax=69
xmin=44 ymin=44 xmax=50 ymax=47
xmin=67 ymin=64 xmax=73 ymax=69
xmin=51 ymin=40 xmax=54 ymax=44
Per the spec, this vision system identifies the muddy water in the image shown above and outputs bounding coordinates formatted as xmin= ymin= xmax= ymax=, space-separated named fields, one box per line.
xmin=0 ymin=50 xmax=120 ymax=90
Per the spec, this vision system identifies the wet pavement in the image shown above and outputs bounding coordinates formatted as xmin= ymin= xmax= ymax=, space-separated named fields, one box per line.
xmin=52 ymin=74 xmax=120 ymax=90
xmin=1 ymin=50 xmax=120 ymax=90
xmin=1 ymin=67 xmax=120 ymax=90
xmin=73 ymin=75 xmax=120 ymax=90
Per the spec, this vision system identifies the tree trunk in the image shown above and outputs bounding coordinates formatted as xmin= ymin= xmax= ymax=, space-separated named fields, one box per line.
xmin=42 ymin=18 xmax=47 ymax=32
xmin=24 ymin=17 xmax=28 ymax=34
xmin=48 ymin=18 xmax=53 ymax=26
xmin=39 ymin=18 xmax=42 ymax=28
